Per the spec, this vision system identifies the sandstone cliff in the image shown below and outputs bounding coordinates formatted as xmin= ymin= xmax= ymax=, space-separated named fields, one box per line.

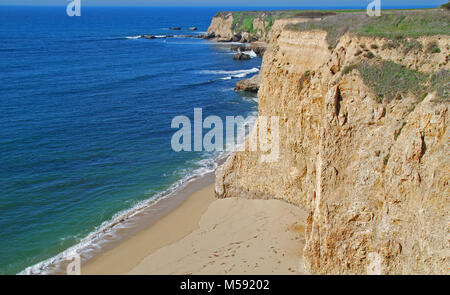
xmin=215 ymin=11 xmax=449 ymax=274
xmin=205 ymin=11 xmax=311 ymax=42
xmin=235 ymin=73 xmax=262 ymax=92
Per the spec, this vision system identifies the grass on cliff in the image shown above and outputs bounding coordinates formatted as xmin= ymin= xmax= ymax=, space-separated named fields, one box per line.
xmin=238 ymin=15 xmax=256 ymax=33
xmin=229 ymin=11 xmax=303 ymax=34
xmin=286 ymin=9 xmax=450 ymax=48
xmin=228 ymin=10 xmax=368 ymax=35
xmin=357 ymin=12 xmax=450 ymax=39
xmin=430 ymin=70 xmax=450 ymax=102
xmin=343 ymin=60 xmax=450 ymax=104
xmin=356 ymin=61 xmax=428 ymax=103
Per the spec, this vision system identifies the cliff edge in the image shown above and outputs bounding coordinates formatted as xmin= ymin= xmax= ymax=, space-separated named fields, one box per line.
xmin=205 ymin=10 xmax=318 ymax=42
xmin=215 ymin=9 xmax=450 ymax=274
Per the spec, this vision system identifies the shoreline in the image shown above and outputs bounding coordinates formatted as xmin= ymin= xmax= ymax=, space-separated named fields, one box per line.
xmin=20 ymin=37 xmax=261 ymax=275
xmin=21 ymin=16 xmax=273 ymax=274
xmin=82 ymin=173 xmax=216 ymax=274
xmin=22 ymin=163 xmax=221 ymax=275
xmin=83 ymin=172 xmax=309 ymax=275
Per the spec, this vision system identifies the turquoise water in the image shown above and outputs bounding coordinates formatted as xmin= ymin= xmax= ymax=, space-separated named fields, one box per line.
xmin=0 ymin=6 xmax=260 ymax=274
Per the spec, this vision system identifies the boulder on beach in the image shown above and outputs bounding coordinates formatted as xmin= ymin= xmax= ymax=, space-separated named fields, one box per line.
xmin=233 ymin=53 xmax=251 ymax=61
xmin=189 ymin=27 xmax=197 ymax=31
xmin=235 ymin=73 xmax=261 ymax=93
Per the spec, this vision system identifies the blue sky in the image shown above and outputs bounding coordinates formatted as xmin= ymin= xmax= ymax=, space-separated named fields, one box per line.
xmin=0 ymin=0 xmax=446 ymax=8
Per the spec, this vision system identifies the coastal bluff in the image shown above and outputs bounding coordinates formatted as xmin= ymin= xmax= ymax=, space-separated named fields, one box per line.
xmin=204 ymin=10 xmax=312 ymax=42
xmin=213 ymin=10 xmax=450 ymax=274
xmin=204 ymin=11 xmax=270 ymax=42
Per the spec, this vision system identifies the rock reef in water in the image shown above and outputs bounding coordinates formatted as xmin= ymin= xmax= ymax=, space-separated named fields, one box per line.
xmin=232 ymin=53 xmax=251 ymax=60
xmin=235 ymin=73 xmax=261 ymax=92
xmin=230 ymin=43 xmax=267 ymax=58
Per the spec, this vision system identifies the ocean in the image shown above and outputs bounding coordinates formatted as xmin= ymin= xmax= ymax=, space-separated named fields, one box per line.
xmin=0 ymin=6 xmax=260 ymax=274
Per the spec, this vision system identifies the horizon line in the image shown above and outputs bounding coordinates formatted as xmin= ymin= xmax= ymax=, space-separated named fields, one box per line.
xmin=0 ymin=4 xmax=440 ymax=9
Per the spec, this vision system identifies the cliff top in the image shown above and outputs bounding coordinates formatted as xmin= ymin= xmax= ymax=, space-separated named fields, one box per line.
xmin=286 ymin=9 xmax=450 ymax=48
xmin=212 ymin=8 xmax=449 ymax=40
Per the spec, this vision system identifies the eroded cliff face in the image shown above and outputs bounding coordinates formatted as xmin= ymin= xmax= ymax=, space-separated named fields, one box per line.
xmin=206 ymin=13 xmax=236 ymax=41
xmin=215 ymin=18 xmax=449 ymax=274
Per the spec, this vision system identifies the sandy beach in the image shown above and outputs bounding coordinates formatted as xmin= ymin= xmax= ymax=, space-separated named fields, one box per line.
xmin=82 ymin=178 xmax=308 ymax=275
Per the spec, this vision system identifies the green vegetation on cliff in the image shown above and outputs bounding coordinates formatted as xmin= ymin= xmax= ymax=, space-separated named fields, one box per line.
xmin=287 ymin=10 xmax=450 ymax=48
xmin=226 ymin=10 xmax=303 ymax=34
xmin=233 ymin=13 xmax=256 ymax=33
xmin=343 ymin=60 xmax=449 ymax=104
xmin=227 ymin=10 xmax=368 ymax=34
xmin=356 ymin=61 xmax=429 ymax=103
xmin=357 ymin=11 xmax=450 ymax=39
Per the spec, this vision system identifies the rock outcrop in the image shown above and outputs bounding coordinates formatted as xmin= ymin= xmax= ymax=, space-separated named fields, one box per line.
xmin=215 ymin=15 xmax=450 ymax=274
xmin=205 ymin=12 xmax=275 ymax=43
xmin=205 ymin=10 xmax=315 ymax=43
xmin=235 ymin=73 xmax=262 ymax=92
xmin=205 ymin=12 xmax=236 ymax=42
xmin=231 ymin=43 xmax=267 ymax=58
xmin=232 ymin=53 xmax=251 ymax=60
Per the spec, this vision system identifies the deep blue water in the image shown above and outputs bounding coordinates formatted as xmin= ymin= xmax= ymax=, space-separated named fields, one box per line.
xmin=0 ymin=6 xmax=260 ymax=274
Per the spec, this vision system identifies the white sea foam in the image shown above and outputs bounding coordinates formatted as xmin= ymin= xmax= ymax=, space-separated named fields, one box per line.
xmin=125 ymin=35 xmax=142 ymax=39
xmin=202 ymin=68 xmax=260 ymax=81
xmin=19 ymin=154 xmax=225 ymax=275
xmin=214 ymin=42 xmax=245 ymax=46
xmin=19 ymin=108 xmax=259 ymax=275
xmin=200 ymin=68 xmax=259 ymax=76
xmin=243 ymin=50 xmax=257 ymax=58
xmin=19 ymin=64 xmax=259 ymax=274
xmin=233 ymin=72 xmax=252 ymax=78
